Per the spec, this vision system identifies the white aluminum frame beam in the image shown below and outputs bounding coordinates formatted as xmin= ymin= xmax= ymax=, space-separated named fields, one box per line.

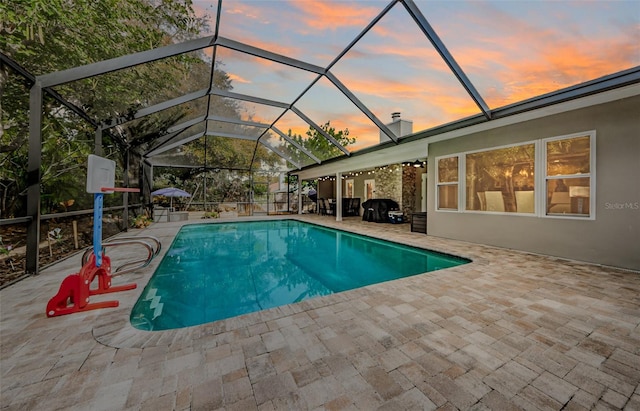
xmin=205 ymin=130 xmax=261 ymax=141
xmin=210 ymin=88 xmax=290 ymax=109
xmin=206 ymin=115 xmax=271 ymax=129
xmin=325 ymin=72 xmax=398 ymax=142
xmin=145 ymin=126 xmax=195 ymax=155
xmin=216 ymin=36 xmax=325 ymax=75
xmin=166 ymin=115 xmax=207 ymax=133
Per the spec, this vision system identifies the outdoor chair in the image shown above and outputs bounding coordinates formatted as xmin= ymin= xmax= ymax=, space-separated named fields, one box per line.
xmin=324 ymin=198 xmax=334 ymax=215
xmin=349 ymin=198 xmax=361 ymax=216
xmin=484 ymin=191 xmax=505 ymax=212
xmin=477 ymin=192 xmax=487 ymax=211
xmin=318 ymin=198 xmax=327 ymax=215
xmin=515 ymin=191 xmax=534 ymax=213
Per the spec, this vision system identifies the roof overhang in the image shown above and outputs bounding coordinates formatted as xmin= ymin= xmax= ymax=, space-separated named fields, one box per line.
xmin=292 ymin=80 xmax=640 ymax=180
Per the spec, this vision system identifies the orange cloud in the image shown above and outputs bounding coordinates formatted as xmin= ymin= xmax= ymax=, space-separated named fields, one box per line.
xmin=332 ymin=67 xmax=477 ymax=117
xmin=227 ymin=73 xmax=251 ymax=84
xmin=426 ymin=1 xmax=640 ymax=108
xmin=290 ymin=1 xmax=383 ymax=32
xmin=222 ymin=3 xmax=264 ymax=22
xmin=471 ymin=32 xmax=639 ymax=107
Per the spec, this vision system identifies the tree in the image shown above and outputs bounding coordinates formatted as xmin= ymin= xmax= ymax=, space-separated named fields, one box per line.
xmin=286 ymin=121 xmax=356 ymax=163
xmin=0 ymin=0 xmax=208 ymax=216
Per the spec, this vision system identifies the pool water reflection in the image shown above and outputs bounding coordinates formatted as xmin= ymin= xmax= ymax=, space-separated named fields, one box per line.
xmin=131 ymin=220 xmax=469 ymax=331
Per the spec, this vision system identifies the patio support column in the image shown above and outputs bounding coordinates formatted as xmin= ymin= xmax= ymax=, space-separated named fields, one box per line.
xmin=94 ymin=127 xmax=103 ymax=155
xmin=335 ymin=172 xmax=343 ymax=221
xmin=26 ymin=83 xmax=43 ymax=275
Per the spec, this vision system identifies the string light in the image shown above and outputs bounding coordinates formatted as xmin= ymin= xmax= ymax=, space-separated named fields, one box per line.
xmin=316 ymin=161 xmax=424 ymax=183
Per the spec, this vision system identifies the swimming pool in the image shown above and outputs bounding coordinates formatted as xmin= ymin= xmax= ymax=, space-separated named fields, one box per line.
xmin=131 ymin=220 xmax=469 ymax=331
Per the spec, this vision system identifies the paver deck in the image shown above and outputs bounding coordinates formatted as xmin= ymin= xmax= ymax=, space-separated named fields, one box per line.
xmin=1 ymin=215 xmax=639 ymax=410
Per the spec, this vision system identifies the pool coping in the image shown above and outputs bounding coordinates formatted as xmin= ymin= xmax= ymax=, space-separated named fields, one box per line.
xmin=90 ymin=216 xmax=482 ymax=349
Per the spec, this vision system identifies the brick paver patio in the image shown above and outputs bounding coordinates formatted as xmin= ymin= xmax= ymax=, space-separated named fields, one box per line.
xmin=1 ymin=215 xmax=639 ymax=410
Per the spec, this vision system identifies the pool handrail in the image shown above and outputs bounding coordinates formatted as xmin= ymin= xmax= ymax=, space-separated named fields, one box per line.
xmin=82 ymin=240 xmax=153 ymax=277
xmin=109 ymin=236 xmax=162 ymax=257
xmin=81 ymin=236 xmax=161 ymax=276
xmin=82 ymin=235 xmax=161 ymax=264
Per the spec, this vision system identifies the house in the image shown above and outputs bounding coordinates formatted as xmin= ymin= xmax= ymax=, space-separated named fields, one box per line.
xmin=292 ymin=82 xmax=640 ymax=271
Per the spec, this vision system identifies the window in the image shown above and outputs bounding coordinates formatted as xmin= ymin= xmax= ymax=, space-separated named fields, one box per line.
xmin=364 ymin=179 xmax=375 ymax=200
xmin=437 ymin=156 xmax=459 ymax=210
xmin=435 ymin=130 xmax=595 ymax=219
xmin=545 ymin=133 xmax=593 ymax=217
xmin=345 ymin=179 xmax=354 ymax=198
xmin=465 ymin=143 xmax=535 ymax=213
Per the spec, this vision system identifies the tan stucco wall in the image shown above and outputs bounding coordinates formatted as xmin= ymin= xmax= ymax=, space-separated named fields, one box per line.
xmin=427 ymin=94 xmax=640 ymax=270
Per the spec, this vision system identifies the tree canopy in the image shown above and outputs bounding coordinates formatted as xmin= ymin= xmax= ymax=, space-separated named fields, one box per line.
xmin=286 ymin=121 xmax=355 ymax=164
xmin=0 ymin=0 xmax=292 ymax=217
xmin=0 ymin=0 xmax=212 ymax=216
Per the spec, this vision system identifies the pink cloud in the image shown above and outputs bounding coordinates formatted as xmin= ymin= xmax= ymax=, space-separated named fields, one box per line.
xmin=427 ymin=2 xmax=640 ymax=107
xmin=290 ymin=1 xmax=383 ymax=31
xmin=227 ymin=73 xmax=251 ymax=84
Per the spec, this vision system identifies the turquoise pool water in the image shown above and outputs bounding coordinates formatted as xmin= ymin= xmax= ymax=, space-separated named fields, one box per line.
xmin=131 ymin=220 xmax=469 ymax=331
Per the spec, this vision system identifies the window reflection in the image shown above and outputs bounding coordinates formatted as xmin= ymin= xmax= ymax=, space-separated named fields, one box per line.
xmin=437 ymin=157 xmax=458 ymax=210
xmin=437 ymin=133 xmax=594 ymax=218
xmin=438 ymin=157 xmax=458 ymax=183
xmin=547 ymin=136 xmax=590 ymax=176
xmin=546 ymin=135 xmax=591 ymax=216
xmin=547 ymin=177 xmax=590 ymax=215
xmin=465 ymin=144 xmax=535 ymax=213
xmin=438 ymin=185 xmax=458 ymax=210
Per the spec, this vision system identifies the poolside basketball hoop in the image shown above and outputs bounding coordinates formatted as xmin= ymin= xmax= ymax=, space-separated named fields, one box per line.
xmin=46 ymin=155 xmax=139 ymax=317
xmin=86 ymin=155 xmax=140 ymax=266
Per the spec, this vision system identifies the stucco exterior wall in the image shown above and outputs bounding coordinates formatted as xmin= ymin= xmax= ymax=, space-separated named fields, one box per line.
xmin=427 ymin=94 xmax=640 ymax=270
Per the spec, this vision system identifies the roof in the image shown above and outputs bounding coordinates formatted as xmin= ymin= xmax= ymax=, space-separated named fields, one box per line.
xmin=24 ymin=0 xmax=640 ymax=173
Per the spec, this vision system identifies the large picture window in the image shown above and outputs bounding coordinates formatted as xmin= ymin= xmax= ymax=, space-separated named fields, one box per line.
xmin=545 ymin=134 xmax=593 ymax=217
xmin=437 ymin=156 xmax=459 ymax=210
xmin=435 ymin=130 xmax=595 ymax=219
xmin=465 ymin=143 xmax=535 ymax=213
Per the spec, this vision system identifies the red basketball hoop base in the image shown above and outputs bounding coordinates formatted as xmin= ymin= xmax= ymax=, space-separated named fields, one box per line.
xmin=46 ymin=250 xmax=137 ymax=317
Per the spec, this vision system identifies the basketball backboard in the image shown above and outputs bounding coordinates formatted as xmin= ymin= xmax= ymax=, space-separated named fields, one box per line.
xmin=86 ymin=154 xmax=115 ymax=194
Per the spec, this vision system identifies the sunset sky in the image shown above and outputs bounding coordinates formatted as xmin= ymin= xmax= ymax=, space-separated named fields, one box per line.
xmin=191 ymin=0 xmax=639 ymax=154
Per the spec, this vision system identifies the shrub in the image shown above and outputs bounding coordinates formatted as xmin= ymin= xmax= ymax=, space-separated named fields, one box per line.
xmin=132 ymin=215 xmax=153 ymax=228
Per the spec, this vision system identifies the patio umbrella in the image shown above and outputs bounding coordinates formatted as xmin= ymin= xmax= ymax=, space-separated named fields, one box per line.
xmin=151 ymin=187 xmax=191 ymax=209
